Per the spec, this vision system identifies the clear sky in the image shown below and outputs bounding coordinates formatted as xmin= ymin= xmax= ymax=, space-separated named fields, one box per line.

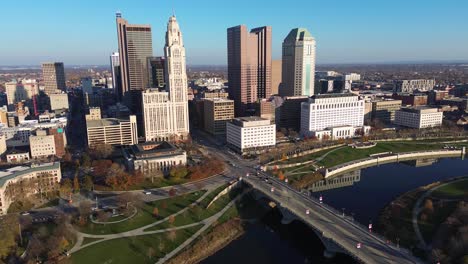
xmin=1 ymin=0 xmax=467 ymax=66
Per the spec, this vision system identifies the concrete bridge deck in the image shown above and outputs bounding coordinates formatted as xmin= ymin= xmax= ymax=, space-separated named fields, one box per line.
xmin=243 ymin=175 xmax=423 ymax=264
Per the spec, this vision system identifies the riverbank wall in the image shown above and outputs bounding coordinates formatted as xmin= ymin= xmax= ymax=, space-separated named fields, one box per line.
xmin=324 ymin=149 xmax=465 ymax=178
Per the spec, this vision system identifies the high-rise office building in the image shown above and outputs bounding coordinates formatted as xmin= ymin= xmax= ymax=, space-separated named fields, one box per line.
xmin=110 ymin=52 xmax=121 ymax=100
xmin=148 ymin=56 xmax=166 ymax=88
xmin=42 ymin=62 xmax=66 ymax=94
xmin=227 ymin=25 xmax=272 ymax=117
xmin=116 ymin=12 xmax=153 ymax=98
xmin=281 ymin=28 xmax=316 ymax=97
xmin=142 ymin=16 xmax=190 ymax=142
xmin=271 ymin=60 xmax=282 ymax=95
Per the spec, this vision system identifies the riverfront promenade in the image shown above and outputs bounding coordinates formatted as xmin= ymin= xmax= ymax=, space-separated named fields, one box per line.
xmin=324 ymin=149 xmax=465 ymax=178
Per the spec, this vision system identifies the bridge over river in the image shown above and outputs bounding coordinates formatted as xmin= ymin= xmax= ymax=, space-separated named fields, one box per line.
xmin=243 ymin=175 xmax=423 ymax=264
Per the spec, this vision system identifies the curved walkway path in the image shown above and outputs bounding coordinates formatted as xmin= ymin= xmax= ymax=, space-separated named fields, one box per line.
xmin=411 ymin=177 xmax=467 ymax=250
xmin=285 ymin=146 xmax=346 ymax=176
xmin=69 ymin=187 xmax=248 ymax=264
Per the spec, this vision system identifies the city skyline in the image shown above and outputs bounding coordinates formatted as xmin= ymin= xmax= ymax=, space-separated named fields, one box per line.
xmin=1 ymin=0 xmax=467 ymax=66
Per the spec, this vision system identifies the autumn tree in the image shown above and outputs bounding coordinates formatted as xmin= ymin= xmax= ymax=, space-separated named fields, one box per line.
xmin=60 ymin=178 xmax=73 ymax=198
xmin=78 ymin=201 xmax=92 ymax=224
xmin=424 ymin=199 xmax=434 ymax=215
xmin=168 ymin=215 xmax=176 ymax=225
xmin=153 ymin=207 xmax=159 ymax=218
xmin=166 ymin=230 xmax=177 ymax=242
xmin=82 ymin=175 xmax=94 ymax=191
xmin=73 ymin=175 xmax=80 ymax=193
xmin=0 ymin=215 xmax=19 ymax=261
xmin=278 ymin=171 xmax=285 ymax=181
xmin=81 ymin=153 xmax=92 ymax=168
xmin=169 ymin=165 xmax=189 ymax=179
xmin=89 ymin=143 xmax=114 ymax=159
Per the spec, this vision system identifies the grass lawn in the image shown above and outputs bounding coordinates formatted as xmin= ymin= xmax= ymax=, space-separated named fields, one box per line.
xmin=145 ymin=184 xmax=240 ymax=231
xmin=70 ymin=226 xmax=202 ymax=264
xmin=273 ymin=140 xmax=463 ymax=169
xmin=81 ymin=237 xmax=104 ymax=245
xmin=37 ymin=198 xmax=60 ymax=209
xmin=316 ymin=142 xmax=444 ymax=168
xmin=78 ymin=191 xmax=206 ymax=235
xmin=431 ymin=178 xmax=468 ymax=199
xmin=271 ymin=148 xmax=334 ymax=165
xmin=95 ymin=178 xmax=189 ymax=191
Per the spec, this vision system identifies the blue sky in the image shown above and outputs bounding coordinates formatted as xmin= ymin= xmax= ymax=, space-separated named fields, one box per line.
xmin=1 ymin=0 xmax=467 ymax=66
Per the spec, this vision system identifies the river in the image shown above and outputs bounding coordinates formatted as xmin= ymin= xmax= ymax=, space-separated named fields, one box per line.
xmin=202 ymin=157 xmax=468 ymax=264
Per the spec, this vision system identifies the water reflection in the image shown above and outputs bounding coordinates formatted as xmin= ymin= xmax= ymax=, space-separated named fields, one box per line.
xmin=310 ymin=157 xmax=468 ymax=225
xmin=309 ymin=170 xmax=361 ymax=192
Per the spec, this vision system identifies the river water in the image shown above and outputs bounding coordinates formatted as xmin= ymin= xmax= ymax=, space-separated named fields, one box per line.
xmin=202 ymin=157 xmax=468 ymax=264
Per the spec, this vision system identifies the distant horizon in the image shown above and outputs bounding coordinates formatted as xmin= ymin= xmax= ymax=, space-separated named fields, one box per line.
xmin=1 ymin=60 xmax=468 ymax=69
xmin=0 ymin=0 xmax=467 ymax=66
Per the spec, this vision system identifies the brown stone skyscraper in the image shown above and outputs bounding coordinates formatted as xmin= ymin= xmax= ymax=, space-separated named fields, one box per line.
xmin=42 ymin=62 xmax=66 ymax=94
xmin=116 ymin=12 xmax=153 ymax=99
xmin=227 ymin=25 xmax=272 ymax=117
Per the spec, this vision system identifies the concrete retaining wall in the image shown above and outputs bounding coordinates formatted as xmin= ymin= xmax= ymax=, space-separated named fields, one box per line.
xmin=324 ymin=149 xmax=465 ymax=178
xmin=206 ymin=181 xmax=241 ymax=209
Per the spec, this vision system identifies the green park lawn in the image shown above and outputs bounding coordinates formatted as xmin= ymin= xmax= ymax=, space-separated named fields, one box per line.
xmin=78 ymin=191 xmax=206 ymax=235
xmin=316 ymin=142 xmax=444 ymax=168
xmin=431 ymin=178 xmax=468 ymax=199
xmin=144 ymin=184 xmax=240 ymax=231
xmin=71 ymin=226 xmax=202 ymax=264
xmin=281 ymin=141 xmax=444 ymax=169
xmin=273 ymin=140 xmax=466 ymax=169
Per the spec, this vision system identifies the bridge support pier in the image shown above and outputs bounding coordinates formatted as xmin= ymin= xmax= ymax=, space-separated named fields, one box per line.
xmin=313 ymin=230 xmax=345 ymax=260
xmin=323 ymin=249 xmax=336 ymax=259
xmin=279 ymin=207 xmax=298 ymax=225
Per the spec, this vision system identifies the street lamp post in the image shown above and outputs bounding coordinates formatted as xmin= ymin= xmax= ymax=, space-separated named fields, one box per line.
xmin=396 ymin=237 xmax=400 ymax=249
xmin=342 ymin=208 xmax=345 ymax=217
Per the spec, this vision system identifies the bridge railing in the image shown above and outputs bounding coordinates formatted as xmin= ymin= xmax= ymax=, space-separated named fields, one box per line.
xmin=249 ymin=174 xmax=421 ymax=261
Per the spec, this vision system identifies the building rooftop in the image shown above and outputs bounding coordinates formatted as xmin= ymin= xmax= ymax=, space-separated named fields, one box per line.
xmin=284 ymin=28 xmax=314 ymax=42
xmin=124 ymin=141 xmax=185 ymax=160
xmin=230 ymin=116 xmax=271 ymax=127
xmin=203 ymin=98 xmax=234 ymax=102
xmin=235 ymin=116 xmax=267 ymax=122
xmin=86 ymin=118 xmax=130 ymax=128
xmin=0 ymin=162 xmax=60 ymax=188
xmin=312 ymin=93 xmax=357 ymax=99
xmin=399 ymin=106 xmax=440 ymax=113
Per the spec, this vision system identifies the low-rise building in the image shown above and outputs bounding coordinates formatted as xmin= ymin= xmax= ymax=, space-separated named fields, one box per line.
xmin=393 ymin=93 xmax=428 ymax=106
xmin=393 ymin=79 xmax=435 ymax=93
xmin=312 ymin=125 xmax=371 ymax=140
xmin=0 ymin=162 xmax=61 ymax=215
xmin=202 ymin=91 xmax=229 ymax=99
xmin=86 ymin=115 xmax=138 ymax=147
xmin=440 ymin=97 xmax=468 ymax=111
xmin=0 ymin=133 xmax=6 ymax=155
xmin=49 ymin=93 xmax=69 ymax=110
xmin=203 ymin=98 xmax=234 ymax=135
xmin=29 ymin=130 xmax=57 ymax=159
xmin=371 ymin=99 xmax=402 ymax=123
xmin=6 ymin=150 xmax=30 ymax=163
xmin=85 ymin=107 xmax=102 ymax=121
xmin=226 ymin=117 xmax=276 ymax=154
xmin=428 ymin=90 xmax=449 ymax=105
xmin=276 ymin=96 xmax=309 ymax=131
xmin=123 ymin=141 xmax=187 ymax=174
xmin=394 ymin=107 xmax=443 ymax=129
